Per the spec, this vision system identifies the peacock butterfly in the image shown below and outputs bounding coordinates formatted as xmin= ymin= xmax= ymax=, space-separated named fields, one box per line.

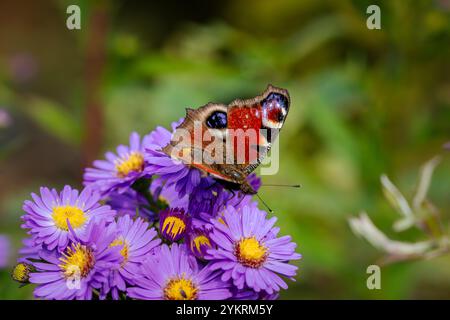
xmin=162 ymin=85 xmax=290 ymax=195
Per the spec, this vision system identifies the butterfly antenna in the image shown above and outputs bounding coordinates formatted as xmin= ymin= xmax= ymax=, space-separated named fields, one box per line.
xmin=260 ymin=184 xmax=302 ymax=188
xmin=256 ymin=193 xmax=273 ymax=214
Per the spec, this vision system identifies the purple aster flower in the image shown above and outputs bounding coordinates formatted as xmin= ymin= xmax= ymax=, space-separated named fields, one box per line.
xmin=29 ymin=219 xmax=123 ymax=300
xmin=230 ymin=289 xmax=278 ymax=300
xmin=247 ymin=173 xmax=262 ymax=191
xmin=229 ymin=287 xmax=259 ymax=300
xmin=187 ymin=177 xmax=226 ymax=217
xmin=84 ymin=132 xmax=153 ymax=195
xmin=150 ymin=177 xmax=189 ymax=210
xmin=102 ymin=215 xmax=161 ymax=300
xmin=0 ymin=235 xmax=10 ymax=268
xmin=13 ymin=238 xmax=37 ymax=284
xmin=22 ymin=185 xmax=116 ymax=252
xmin=107 ymin=189 xmax=154 ymax=220
xmin=127 ymin=243 xmax=231 ymax=300
xmin=206 ymin=205 xmax=301 ymax=294
xmin=159 ymin=208 xmax=191 ymax=242
xmin=186 ymin=226 xmax=215 ymax=260
xmin=18 ymin=237 xmax=41 ymax=263
xmin=145 ymin=119 xmax=206 ymax=198
xmin=12 ymin=262 xmax=34 ymax=284
xmin=188 ymin=173 xmax=262 ymax=218
xmin=195 ymin=194 xmax=261 ymax=230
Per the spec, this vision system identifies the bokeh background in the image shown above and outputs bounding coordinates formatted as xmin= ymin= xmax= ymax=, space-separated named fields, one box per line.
xmin=1 ymin=0 xmax=450 ymax=299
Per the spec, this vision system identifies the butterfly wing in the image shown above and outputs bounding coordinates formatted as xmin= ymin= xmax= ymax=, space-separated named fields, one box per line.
xmin=162 ymin=85 xmax=290 ymax=189
xmin=162 ymin=102 xmax=237 ymax=182
xmin=225 ymin=84 xmax=290 ymax=175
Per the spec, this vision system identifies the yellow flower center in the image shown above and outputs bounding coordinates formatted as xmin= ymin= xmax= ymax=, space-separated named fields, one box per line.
xmin=164 ymin=276 xmax=198 ymax=300
xmin=162 ymin=216 xmax=186 ymax=239
xmin=59 ymin=243 xmax=95 ymax=279
xmin=52 ymin=205 xmax=87 ymax=231
xmin=12 ymin=263 xmax=31 ymax=283
xmin=191 ymin=235 xmax=211 ymax=253
xmin=235 ymin=237 xmax=268 ymax=268
xmin=109 ymin=238 xmax=129 ymax=264
xmin=116 ymin=152 xmax=144 ymax=177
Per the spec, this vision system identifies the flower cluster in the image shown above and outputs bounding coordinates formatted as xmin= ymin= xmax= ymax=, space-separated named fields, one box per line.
xmin=15 ymin=121 xmax=301 ymax=300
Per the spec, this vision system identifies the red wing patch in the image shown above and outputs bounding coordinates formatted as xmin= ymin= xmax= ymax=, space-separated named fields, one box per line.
xmin=228 ymin=104 xmax=267 ymax=163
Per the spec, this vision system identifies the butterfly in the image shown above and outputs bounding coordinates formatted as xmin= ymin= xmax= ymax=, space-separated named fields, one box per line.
xmin=163 ymin=85 xmax=290 ymax=195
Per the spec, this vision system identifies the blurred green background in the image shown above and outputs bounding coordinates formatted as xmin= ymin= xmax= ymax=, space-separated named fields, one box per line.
xmin=1 ymin=0 xmax=450 ymax=299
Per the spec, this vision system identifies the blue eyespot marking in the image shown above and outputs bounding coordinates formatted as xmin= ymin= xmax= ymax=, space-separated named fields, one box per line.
xmin=206 ymin=111 xmax=227 ymax=129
